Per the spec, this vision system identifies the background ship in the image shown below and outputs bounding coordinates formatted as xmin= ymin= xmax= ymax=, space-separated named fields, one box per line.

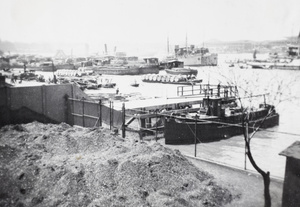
xmin=175 ymin=45 xmax=218 ymax=66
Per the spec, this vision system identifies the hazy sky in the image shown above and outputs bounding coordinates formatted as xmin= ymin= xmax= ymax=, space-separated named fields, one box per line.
xmin=0 ymin=0 xmax=300 ymax=54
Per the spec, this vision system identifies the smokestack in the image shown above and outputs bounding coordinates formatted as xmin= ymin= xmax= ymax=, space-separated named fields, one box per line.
xmin=104 ymin=44 xmax=108 ymax=55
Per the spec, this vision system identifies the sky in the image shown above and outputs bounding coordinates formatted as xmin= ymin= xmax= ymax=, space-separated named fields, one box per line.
xmin=0 ymin=0 xmax=300 ymax=55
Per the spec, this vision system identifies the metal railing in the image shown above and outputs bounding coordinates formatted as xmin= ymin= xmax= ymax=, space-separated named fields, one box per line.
xmin=177 ymin=84 xmax=238 ymax=98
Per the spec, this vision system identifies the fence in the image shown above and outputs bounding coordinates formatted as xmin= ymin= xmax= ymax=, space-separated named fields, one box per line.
xmin=68 ymin=97 xmax=124 ymax=130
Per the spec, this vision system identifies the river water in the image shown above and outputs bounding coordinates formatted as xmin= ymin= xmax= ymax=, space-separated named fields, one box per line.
xmin=165 ymin=54 xmax=300 ymax=179
xmin=38 ymin=53 xmax=300 ymax=179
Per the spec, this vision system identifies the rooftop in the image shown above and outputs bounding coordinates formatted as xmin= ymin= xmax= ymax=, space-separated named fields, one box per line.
xmin=279 ymin=141 xmax=300 ymax=160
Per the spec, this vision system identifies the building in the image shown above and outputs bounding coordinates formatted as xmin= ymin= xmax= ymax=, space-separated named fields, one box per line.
xmin=279 ymin=141 xmax=300 ymax=207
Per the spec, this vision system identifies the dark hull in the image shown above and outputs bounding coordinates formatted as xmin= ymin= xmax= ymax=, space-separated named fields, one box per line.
xmin=165 ymin=68 xmax=198 ymax=76
xmin=142 ymin=79 xmax=202 ymax=85
xmin=164 ymin=113 xmax=279 ymax=145
xmin=55 ymin=64 xmax=75 ymax=70
xmin=27 ymin=66 xmax=56 ymax=72
xmin=94 ymin=66 xmax=159 ymax=75
xmin=272 ymin=65 xmax=300 ymax=70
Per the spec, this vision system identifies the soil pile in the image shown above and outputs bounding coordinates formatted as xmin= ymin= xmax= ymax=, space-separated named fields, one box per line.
xmin=0 ymin=122 xmax=234 ymax=207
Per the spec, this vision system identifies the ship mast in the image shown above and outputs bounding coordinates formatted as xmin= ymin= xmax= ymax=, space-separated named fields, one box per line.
xmin=298 ymin=30 xmax=300 ymax=57
xmin=185 ymin=32 xmax=188 ymax=54
xmin=167 ymin=36 xmax=169 ymax=54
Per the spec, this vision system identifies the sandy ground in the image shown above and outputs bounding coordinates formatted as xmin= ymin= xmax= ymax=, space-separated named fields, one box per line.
xmin=186 ymin=157 xmax=283 ymax=207
xmin=0 ymin=122 xmax=284 ymax=207
xmin=149 ymin=135 xmax=284 ymax=207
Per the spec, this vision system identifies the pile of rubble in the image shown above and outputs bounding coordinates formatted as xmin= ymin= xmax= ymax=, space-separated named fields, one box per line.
xmin=0 ymin=122 xmax=234 ymax=206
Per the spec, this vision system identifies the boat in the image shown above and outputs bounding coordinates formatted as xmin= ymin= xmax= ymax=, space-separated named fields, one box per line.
xmin=98 ymin=78 xmax=116 ymax=88
xmin=162 ymin=60 xmax=198 ymax=76
xmin=142 ymin=74 xmax=202 ymax=85
xmin=55 ymin=64 xmax=94 ymax=77
xmin=130 ymin=80 xmax=139 ymax=87
xmin=159 ymin=56 xmax=178 ymax=70
xmin=164 ymin=84 xmax=279 ymax=144
xmin=175 ymin=45 xmax=218 ymax=66
xmin=26 ymin=61 xmax=56 ymax=72
xmin=165 ymin=67 xmax=198 ymax=76
xmin=93 ymin=57 xmax=159 ymax=75
xmin=102 ymin=82 xmax=116 ymax=88
xmin=246 ymin=45 xmax=300 ymax=70
xmin=55 ymin=63 xmax=75 ymax=70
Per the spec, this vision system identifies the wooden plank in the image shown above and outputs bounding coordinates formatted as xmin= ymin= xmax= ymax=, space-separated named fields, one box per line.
xmin=71 ymin=113 xmax=99 ymax=119
xmin=69 ymin=98 xmax=97 ymax=104
xmin=125 ymin=117 xmax=136 ymax=126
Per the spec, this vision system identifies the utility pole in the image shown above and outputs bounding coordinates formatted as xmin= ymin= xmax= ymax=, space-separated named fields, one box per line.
xmin=244 ymin=122 xmax=249 ymax=170
xmin=194 ymin=114 xmax=198 ymax=157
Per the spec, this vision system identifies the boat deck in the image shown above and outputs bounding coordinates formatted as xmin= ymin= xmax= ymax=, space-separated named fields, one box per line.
xmin=112 ymin=96 xmax=203 ymax=113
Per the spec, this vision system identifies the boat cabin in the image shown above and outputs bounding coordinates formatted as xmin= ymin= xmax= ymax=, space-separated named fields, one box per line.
xmin=175 ymin=45 xmax=210 ymax=56
xmin=203 ymin=97 xmax=241 ymax=117
xmin=143 ymin=58 xmax=159 ymax=65
xmin=286 ymin=45 xmax=300 ymax=57
xmin=165 ymin=60 xmax=184 ymax=69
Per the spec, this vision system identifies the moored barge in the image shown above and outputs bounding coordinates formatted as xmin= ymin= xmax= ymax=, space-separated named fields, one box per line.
xmin=164 ymin=85 xmax=279 ymax=144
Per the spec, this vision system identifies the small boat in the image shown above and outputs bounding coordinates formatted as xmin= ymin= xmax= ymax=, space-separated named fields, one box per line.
xmin=130 ymin=80 xmax=139 ymax=87
xmin=73 ymin=80 xmax=88 ymax=90
xmin=100 ymin=78 xmax=116 ymax=88
xmin=102 ymin=83 xmax=116 ymax=88
xmin=164 ymin=84 xmax=279 ymax=144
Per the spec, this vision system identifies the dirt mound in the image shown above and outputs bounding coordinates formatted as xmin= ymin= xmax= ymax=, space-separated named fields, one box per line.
xmin=0 ymin=122 xmax=234 ymax=207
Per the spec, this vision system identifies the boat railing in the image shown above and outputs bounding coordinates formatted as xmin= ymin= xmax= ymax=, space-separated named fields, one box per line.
xmin=177 ymin=84 xmax=238 ymax=99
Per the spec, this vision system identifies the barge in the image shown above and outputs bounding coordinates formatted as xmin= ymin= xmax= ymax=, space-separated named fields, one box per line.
xmin=164 ymin=85 xmax=279 ymax=144
xmin=142 ymin=74 xmax=202 ymax=85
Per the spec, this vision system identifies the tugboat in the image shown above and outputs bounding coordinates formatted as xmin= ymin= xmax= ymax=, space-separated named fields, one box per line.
xmin=163 ymin=60 xmax=198 ymax=76
xmin=164 ymin=84 xmax=279 ymax=144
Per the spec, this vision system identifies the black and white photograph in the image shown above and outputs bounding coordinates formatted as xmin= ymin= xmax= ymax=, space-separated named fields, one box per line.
xmin=1 ymin=0 xmax=300 ymax=206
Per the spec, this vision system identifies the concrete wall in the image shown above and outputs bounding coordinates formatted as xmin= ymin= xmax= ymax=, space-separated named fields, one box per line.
xmin=0 ymin=82 xmax=124 ymax=128
xmin=0 ymin=84 xmax=91 ymax=126
xmin=282 ymin=157 xmax=300 ymax=207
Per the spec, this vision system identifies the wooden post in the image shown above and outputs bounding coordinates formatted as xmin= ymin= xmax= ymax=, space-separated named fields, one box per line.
xmin=99 ymin=100 xmax=102 ymax=127
xmin=192 ymin=85 xmax=194 ymax=95
xmin=199 ymin=84 xmax=202 ymax=94
xmin=194 ymin=115 xmax=198 ymax=157
xmin=112 ymin=101 xmax=114 ymax=128
xmin=109 ymin=101 xmax=112 ymax=130
xmin=64 ymin=94 xmax=69 ymax=125
xmin=82 ymin=98 xmax=85 ymax=127
xmin=122 ymin=103 xmax=125 ymax=138
xmin=155 ymin=111 xmax=158 ymax=142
